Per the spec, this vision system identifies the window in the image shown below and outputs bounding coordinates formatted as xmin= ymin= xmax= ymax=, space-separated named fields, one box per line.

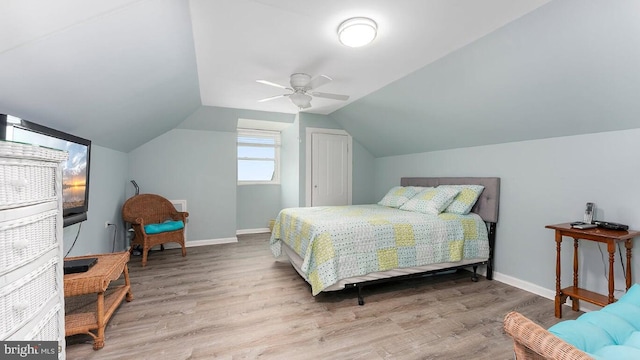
xmin=237 ymin=129 xmax=280 ymax=184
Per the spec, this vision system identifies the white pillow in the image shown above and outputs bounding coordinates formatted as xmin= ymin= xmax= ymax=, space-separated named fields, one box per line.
xmin=378 ymin=186 xmax=422 ymax=208
xmin=441 ymin=185 xmax=485 ymax=214
xmin=399 ymin=187 xmax=460 ymax=214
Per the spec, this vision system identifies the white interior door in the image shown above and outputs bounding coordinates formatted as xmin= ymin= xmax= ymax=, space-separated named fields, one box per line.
xmin=311 ymin=132 xmax=350 ymax=206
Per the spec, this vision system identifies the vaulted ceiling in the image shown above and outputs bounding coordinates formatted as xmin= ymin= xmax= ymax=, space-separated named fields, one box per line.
xmin=2 ymin=0 xmax=638 ymax=156
xmin=0 ymin=0 xmax=549 ymax=152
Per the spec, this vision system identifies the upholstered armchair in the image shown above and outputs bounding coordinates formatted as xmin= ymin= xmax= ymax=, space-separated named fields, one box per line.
xmin=122 ymin=194 xmax=188 ymax=266
xmin=504 ymin=283 xmax=640 ymax=359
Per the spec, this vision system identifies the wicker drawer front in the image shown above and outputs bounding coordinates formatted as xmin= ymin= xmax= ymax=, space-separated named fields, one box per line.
xmin=0 ymin=209 xmax=58 ymax=275
xmin=0 ymin=159 xmax=59 ymax=210
xmin=0 ymin=258 xmax=58 ymax=339
xmin=7 ymin=303 xmax=63 ymax=343
xmin=25 ymin=304 xmax=63 ymax=341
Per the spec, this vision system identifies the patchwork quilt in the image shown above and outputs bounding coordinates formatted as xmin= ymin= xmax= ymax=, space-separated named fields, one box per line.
xmin=270 ymin=204 xmax=489 ymax=295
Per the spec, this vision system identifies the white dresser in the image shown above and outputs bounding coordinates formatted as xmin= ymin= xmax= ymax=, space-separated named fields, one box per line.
xmin=0 ymin=141 xmax=68 ymax=359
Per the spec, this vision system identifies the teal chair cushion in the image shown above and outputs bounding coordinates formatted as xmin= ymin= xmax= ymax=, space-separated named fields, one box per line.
xmin=601 ymin=302 xmax=640 ymax=330
xmin=548 ymin=284 xmax=640 ymax=359
xmin=144 ymin=220 xmax=184 ymax=234
xmin=591 ymin=345 xmax=640 ymax=360
xmin=548 ymin=320 xmax=614 ymax=354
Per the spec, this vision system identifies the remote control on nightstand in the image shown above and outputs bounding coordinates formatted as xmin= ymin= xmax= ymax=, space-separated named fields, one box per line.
xmin=572 ymin=223 xmax=597 ymax=229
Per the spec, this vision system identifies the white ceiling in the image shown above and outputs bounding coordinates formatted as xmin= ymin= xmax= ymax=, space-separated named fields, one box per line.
xmin=190 ymin=0 xmax=550 ymax=115
xmin=0 ymin=0 xmax=141 ymax=53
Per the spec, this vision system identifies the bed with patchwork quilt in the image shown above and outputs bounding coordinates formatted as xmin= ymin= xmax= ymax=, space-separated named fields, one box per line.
xmin=270 ymin=177 xmax=500 ymax=305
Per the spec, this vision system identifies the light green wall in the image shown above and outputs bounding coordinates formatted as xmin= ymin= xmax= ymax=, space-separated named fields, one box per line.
xmin=178 ymin=105 xmax=297 ymax=232
xmin=280 ymin=114 xmax=300 ymax=209
xmin=237 ymin=185 xmax=281 ymax=229
xmin=128 ymin=128 xmax=237 ymax=240
xmin=351 ymin=139 xmax=376 ymax=205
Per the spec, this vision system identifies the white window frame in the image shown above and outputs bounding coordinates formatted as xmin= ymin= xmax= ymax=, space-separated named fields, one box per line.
xmin=237 ymin=128 xmax=281 ymax=185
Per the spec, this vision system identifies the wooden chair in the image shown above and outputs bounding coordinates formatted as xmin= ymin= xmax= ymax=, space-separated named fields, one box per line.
xmin=121 ymin=194 xmax=188 ymax=266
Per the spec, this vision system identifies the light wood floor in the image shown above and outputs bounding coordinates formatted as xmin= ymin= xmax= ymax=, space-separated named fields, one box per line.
xmin=65 ymin=233 xmax=581 ymax=360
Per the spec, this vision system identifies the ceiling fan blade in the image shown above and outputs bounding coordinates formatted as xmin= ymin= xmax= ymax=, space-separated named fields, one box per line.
xmin=258 ymin=94 xmax=288 ymax=102
xmin=311 ymin=92 xmax=350 ymax=101
xmin=256 ymin=80 xmax=289 ymax=89
xmin=307 ymin=75 xmax=332 ymax=90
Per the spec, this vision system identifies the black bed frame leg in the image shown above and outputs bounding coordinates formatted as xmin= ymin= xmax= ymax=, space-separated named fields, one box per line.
xmin=486 ymin=222 xmax=496 ymax=281
xmin=357 ymin=286 xmax=364 ymax=306
xmin=471 ymin=266 xmax=479 ymax=282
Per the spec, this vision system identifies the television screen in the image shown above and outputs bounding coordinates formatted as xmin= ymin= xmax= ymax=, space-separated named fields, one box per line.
xmin=1 ymin=114 xmax=91 ymax=227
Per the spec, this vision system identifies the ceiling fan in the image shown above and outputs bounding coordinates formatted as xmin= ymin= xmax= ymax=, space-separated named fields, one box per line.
xmin=256 ymin=73 xmax=350 ymax=109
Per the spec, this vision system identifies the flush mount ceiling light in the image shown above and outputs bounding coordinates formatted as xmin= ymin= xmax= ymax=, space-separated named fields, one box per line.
xmin=338 ymin=17 xmax=377 ymax=47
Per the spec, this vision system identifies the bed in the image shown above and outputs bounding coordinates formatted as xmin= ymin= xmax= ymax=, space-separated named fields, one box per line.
xmin=270 ymin=177 xmax=500 ymax=305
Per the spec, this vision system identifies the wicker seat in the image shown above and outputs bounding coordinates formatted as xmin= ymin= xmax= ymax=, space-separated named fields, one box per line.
xmin=121 ymin=194 xmax=188 ymax=266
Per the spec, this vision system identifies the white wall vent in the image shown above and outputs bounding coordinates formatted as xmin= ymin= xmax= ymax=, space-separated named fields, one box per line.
xmin=170 ymin=199 xmax=187 ymax=240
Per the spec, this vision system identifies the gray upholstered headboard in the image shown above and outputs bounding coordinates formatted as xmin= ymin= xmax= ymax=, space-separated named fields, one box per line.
xmin=400 ymin=177 xmax=500 ymax=223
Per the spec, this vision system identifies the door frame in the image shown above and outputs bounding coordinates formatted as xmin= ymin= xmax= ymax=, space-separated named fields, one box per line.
xmin=305 ymin=127 xmax=353 ymax=207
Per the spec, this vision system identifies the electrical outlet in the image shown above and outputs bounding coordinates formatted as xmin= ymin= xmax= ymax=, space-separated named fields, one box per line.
xmin=105 ymin=221 xmax=110 ymax=228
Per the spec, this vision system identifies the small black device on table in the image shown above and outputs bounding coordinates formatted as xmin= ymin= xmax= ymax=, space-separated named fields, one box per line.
xmin=63 ymin=257 xmax=98 ymax=274
xmin=594 ymin=221 xmax=629 ymax=231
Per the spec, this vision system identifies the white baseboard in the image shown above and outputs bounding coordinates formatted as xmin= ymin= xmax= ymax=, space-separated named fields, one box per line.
xmin=162 ymin=237 xmax=238 ymax=249
xmin=236 ymin=228 xmax=270 ymax=235
xmin=492 ymin=271 xmax=555 ymax=300
xmin=492 ymin=270 xmax=598 ymax=313
xmin=467 ymin=265 xmax=597 ymax=312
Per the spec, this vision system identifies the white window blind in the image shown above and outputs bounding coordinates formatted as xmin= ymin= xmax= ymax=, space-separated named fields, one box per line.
xmin=237 ymin=128 xmax=280 ymax=184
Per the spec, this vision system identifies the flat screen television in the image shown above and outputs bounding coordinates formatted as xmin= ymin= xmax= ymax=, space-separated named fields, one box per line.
xmin=1 ymin=114 xmax=91 ymax=227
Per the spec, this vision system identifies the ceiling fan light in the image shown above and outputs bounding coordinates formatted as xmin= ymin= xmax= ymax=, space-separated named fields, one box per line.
xmin=290 ymin=92 xmax=312 ymax=109
xmin=338 ymin=17 xmax=377 ymax=47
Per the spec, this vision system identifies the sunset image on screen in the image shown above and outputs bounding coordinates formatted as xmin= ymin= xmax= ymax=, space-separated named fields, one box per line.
xmin=62 ymin=143 xmax=88 ymax=209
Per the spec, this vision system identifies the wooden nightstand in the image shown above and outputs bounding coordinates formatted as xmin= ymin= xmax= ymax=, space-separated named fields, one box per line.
xmin=546 ymin=223 xmax=640 ymax=318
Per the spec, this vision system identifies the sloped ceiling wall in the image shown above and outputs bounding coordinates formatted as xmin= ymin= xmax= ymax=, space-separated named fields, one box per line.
xmin=330 ymin=0 xmax=640 ymax=158
xmin=0 ymin=0 xmax=201 ymax=152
